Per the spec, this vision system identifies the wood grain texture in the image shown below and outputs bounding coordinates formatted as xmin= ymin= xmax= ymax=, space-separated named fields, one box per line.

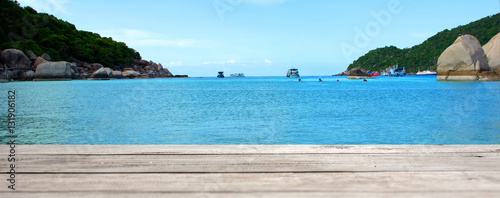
xmin=1 ymin=145 xmax=499 ymax=197
xmin=9 ymin=145 xmax=500 ymax=155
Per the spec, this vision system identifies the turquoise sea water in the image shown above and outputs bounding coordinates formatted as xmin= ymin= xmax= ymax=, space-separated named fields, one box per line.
xmin=1 ymin=76 xmax=499 ymax=144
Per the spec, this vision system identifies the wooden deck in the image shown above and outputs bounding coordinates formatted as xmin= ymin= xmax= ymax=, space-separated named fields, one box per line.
xmin=1 ymin=145 xmax=500 ymax=197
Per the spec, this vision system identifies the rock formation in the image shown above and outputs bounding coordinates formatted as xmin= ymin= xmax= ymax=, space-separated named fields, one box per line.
xmin=1 ymin=49 xmax=31 ymax=70
xmin=33 ymin=57 xmax=49 ymax=69
xmin=88 ymin=67 xmax=112 ymax=80
xmin=1 ymin=64 xmax=9 ymax=83
xmin=437 ymin=35 xmax=491 ymax=81
xmin=26 ymin=50 xmax=37 ymax=62
xmin=99 ymin=67 xmax=112 ymax=77
xmin=483 ymin=32 xmax=500 ymax=74
xmin=334 ymin=69 xmax=351 ymax=76
xmin=1 ymin=69 xmax=14 ymax=82
xmin=163 ymin=68 xmax=173 ymax=77
xmin=0 ymin=47 xmax=182 ymax=81
xmin=34 ymin=61 xmax=73 ymax=81
xmin=19 ymin=70 xmax=35 ymax=81
xmin=41 ymin=53 xmax=51 ymax=61
xmin=138 ymin=74 xmax=150 ymax=79
xmin=91 ymin=63 xmax=103 ymax=71
xmin=122 ymin=70 xmax=141 ymax=78
xmin=111 ymin=70 xmax=123 ymax=79
xmin=347 ymin=69 xmax=375 ymax=79
xmin=25 ymin=70 xmax=35 ymax=78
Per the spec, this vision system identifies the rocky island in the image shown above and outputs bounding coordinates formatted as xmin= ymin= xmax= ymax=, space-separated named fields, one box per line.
xmin=347 ymin=69 xmax=375 ymax=79
xmin=437 ymin=33 xmax=500 ymax=81
xmin=1 ymin=48 xmax=180 ymax=82
xmin=339 ymin=13 xmax=499 ymax=78
xmin=0 ymin=0 xmax=184 ymax=82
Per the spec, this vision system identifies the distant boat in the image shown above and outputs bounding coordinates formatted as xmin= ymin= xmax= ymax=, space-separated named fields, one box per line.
xmin=416 ymin=70 xmax=437 ymax=75
xmin=389 ymin=66 xmax=406 ymax=77
xmin=217 ymin=71 xmax=225 ymax=78
xmin=229 ymin=73 xmax=245 ymax=77
xmin=287 ymin=68 xmax=300 ymax=78
xmin=368 ymin=72 xmax=379 ymax=76
xmin=381 ymin=71 xmax=389 ymax=76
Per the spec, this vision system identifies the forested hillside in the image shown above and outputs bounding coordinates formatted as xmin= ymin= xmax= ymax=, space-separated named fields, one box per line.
xmin=0 ymin=0 xmax=141 ymax=68
xmin=347 ymin=13 xmax=500 ymax=73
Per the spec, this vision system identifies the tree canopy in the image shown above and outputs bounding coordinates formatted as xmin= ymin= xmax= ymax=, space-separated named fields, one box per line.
xmin=347 ymin=13 xmax=500 ymax=73
xmin=0 ymin=0 xmax=141 ymax=68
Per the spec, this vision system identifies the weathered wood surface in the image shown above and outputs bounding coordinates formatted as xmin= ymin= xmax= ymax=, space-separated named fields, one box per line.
xmin=1 ymin=145 xmax=500 ymax=197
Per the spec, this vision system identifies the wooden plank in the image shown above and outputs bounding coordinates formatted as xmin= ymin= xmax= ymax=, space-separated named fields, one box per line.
xmin=6 ymin=145 xmax=500 ymax=155
xmin=3 ymin=152 xmax=499 ymax=173
xmin=1 ymin=172 xmax=500 ymax=192
xmin=2 ymin=192 xmax=500 ymax=198
xmin=0 ymin=145 xmax=499 ymax=197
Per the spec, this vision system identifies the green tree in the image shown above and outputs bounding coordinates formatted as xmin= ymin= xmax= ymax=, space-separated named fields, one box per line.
xmin=347 ymin=13 xmax=499 ymax=73
xmin=0 ymin=0 xmax=142 ymax=68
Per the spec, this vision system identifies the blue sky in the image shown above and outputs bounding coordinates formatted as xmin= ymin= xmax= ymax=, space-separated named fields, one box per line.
xmin=16 ymin=0 xmax=500 ymax=77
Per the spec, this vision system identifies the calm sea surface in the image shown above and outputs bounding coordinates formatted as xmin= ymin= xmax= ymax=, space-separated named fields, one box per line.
xmin=1 ymin=76 xmax=499 ymax=144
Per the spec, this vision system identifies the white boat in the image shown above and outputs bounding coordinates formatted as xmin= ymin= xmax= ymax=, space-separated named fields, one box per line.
xmin=229 ymin=73 xmax=245 ymax=77
xmin=416 ymin=70 xmax=437 ymax=75
xmin=286 ymin=68 xmax=300 ymax=78
xmin=389 ymin=66 xmax=406 ymax=77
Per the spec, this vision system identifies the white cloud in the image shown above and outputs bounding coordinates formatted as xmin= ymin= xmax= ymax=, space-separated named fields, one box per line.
xmin=165 ymin=61 xmax=182 ymax=66
xmin=17 ymin=0 xmax=69 ymax=14
xmin=98 ymin=29 xmax=213 ymax=48
xmin=264 ymin=59 xmax=272 ymax=65
xmin=202 ymin=59 xmax=236 ymax=65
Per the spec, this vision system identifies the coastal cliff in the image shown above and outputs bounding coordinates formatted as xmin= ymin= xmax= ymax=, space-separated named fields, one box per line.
xmin=342 ymin=13 xmax=499 ymax=75
xmin=0 ymin=0 xmax=181 ymax=81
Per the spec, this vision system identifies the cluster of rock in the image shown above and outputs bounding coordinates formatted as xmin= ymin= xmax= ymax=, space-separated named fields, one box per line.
xmin=0 ymin=48 xmax=180 ymax=82
xmin=1 ymin=49 xmax=39 ymax=81
xmin=334 ymin=69 xmax=351 ymax=76
xmin=336 ymin=68 xmax=371 ymax=76
xmin=336 ymin=65 xmax=417 ymax=77
xmin=437 ymin=33 xmax=500 ymax=81
xmin=347 ymin=69 xmax=375 ymax=79
xmin=335 ymin=67 xmax=392 ymax=76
